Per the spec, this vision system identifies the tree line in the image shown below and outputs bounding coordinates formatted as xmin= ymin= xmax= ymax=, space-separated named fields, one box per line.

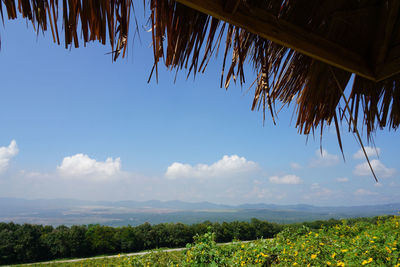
xmin=0 ymin=218 xmax=282 ymax=265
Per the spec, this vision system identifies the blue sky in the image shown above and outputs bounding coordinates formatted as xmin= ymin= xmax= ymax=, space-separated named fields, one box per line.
xmin=0 ymin=13 xmax=399 ymax=206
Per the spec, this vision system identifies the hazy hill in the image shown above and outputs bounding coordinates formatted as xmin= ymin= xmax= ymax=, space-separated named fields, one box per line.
xmin=1 ymin=197 xmax=399 ymax=226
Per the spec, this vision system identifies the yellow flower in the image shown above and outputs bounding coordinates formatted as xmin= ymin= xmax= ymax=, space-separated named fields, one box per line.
xmin=362 ymin=260 xmax=368 ymax=265
xmin=293 ymin=263 xmax=298 ymax=266
xmin=327 ymin=261 xmax=332 ymax=266
xmin=315 ymin=233 xmax=319 ymax=237
xmin=319 ymin=242 xmax=324 ymax=246
xmin=331 ymin=253 xmax=336 ymax=259
xmin=294 ymin=251 xmax=298 ymax=256
xmin=370 ymin=240 xmax=374 ymax=243
xmin=385 ymin=246 xmax=392 ymax=253
xmin=368 ymin=258 xmax=373 ymax=263
xmin=337 ymin=261 xmax=345 ymax=266
xmin=311 ymin=254 xmax=317 ymax=259
xmin=341 ymin=249 xmax=348 ymax=253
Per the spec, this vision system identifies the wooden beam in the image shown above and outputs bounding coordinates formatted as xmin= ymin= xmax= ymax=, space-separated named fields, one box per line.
xmin=376 ymin=57 xmax=400 ymax=81
xmin=176 ymin=0 xmax=376 ymax=81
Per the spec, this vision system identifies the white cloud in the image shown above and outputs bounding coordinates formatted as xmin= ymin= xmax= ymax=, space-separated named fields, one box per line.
xmin=57 ymin=153 xmax=121 ymax=178
xmin=290 ymin=162 xmax=302 ymax=169
xmin=247 ymin=187 xmax=271 ymax=199
xmin=303 ymin=187 xmax=334 ymax=200
xmin=269 ymin=174 xmax=302 ymax=184
xmin=244 ymin=186 xmax=287 ymax=201
xmin=354 ymin=188 xmax=378 ymax=196
xmin=336 ymin=177 xmax=349 ymax=183
xmin=165 ymin=155 xmax=258 ymax=179
xmin=0 ymin=140 xmax=19 ymax=173
xmin=310 ymin=183 xmax=320 ymax=189
xmin=310 ymin=149 xmax=339 ymax=167
xmin=353 ymin=159 xmax=395 ymax=178
xmin=353 ymin=146 xmax=381 ymax=160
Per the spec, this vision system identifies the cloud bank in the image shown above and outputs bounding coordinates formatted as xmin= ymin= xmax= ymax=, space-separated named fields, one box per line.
xmin=0 ymin=140 xmax=19 ymax=173
xmin=165 ymin=155 xmax=258 ymax=179
xmin=57 ymin=153 xmax=121 ymax=178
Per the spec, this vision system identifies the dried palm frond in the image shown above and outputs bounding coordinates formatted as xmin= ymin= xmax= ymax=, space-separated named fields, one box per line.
xmin=0 ymin=0 xmax=132 ymax=60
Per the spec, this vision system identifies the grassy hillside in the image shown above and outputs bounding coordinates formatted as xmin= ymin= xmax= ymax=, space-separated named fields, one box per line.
xmin=19 ymin=215 xmax=400 ymax=266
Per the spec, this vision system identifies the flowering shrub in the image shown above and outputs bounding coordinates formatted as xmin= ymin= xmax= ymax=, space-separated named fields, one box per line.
xmin=268 ymin=215 xmax=400 ymax=266
xmin=184 ymin=230 xmax=220 ymax=266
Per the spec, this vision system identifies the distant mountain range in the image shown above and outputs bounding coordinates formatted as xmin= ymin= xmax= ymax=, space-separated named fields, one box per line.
xmin=1 ymin=197 xmax=399 ymax=226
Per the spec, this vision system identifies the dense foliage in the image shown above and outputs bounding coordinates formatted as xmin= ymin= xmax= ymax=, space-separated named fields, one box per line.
xmin=21 ymin=215 xmax=400 ymax=267
xmin=0 ymin=218 xmax=281 ymax=265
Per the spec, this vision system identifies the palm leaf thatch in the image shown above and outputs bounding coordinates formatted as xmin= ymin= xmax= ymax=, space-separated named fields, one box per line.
xmin=0 ymin=0 xmax=132 ymax=59
xmin=150 ymin=0 xmax=400 ymax=138
xmin=1 ymin=0 xmax=399 ymax=179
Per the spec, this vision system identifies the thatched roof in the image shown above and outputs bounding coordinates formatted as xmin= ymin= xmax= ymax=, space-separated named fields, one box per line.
xmin=1 ymin=0 xmax=399 ymax=179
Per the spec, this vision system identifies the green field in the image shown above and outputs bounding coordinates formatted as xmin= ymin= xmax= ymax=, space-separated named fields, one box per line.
xmin=18 ymin=216 xmax=400 ymax=266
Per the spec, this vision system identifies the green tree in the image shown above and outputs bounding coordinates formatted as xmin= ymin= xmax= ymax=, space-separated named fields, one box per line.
xmin=13 ymin=224 xmax=44 ymax=263
xmin=0 ymin=222 xmax=18 ymax=264
xmin=86 ymin=225 xmax=118 ymax=255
